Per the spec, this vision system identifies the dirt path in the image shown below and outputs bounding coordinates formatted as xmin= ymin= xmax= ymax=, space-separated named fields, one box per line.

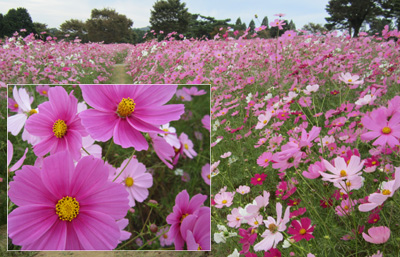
xmin=110 ymin=64 xmax=132 ymax=84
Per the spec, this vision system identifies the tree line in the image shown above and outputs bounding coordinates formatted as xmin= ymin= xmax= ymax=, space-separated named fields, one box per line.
xmin=0 ymin=0 xmax=399 ymax=43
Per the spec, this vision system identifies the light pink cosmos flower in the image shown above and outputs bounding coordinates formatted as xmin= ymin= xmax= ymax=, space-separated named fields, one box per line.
xmin=157 ymin=226 xmax=173 ymax=247
xmin=176 ymin=89 xmax=192 ymax=101
xmin=113 ymin=158 xmax=153 ymax=207
xmin=150 ymin=133 xmax=175 ymax=169
xmin=303 ymin=84 xmax=319 ymax=95
xmin=8 ymin=151 xmax=130 ymax=250
xmin=338 ymin=72 xmax=364 ymax=87
xmin=201 ymin=163 xmax=211 ymax=185
xmin=236 ymin=185 xmax=251 ymax=195
xmin=255 ymin=112 xmax=272 ymax=130
xmin=159 ymin=123 xmax=180 ymax=148
xmin=214 ymin=191 xmax=235 ymax=208
xmin=253 ymin=202 xmax=291 ymax=251
xmin=201 ymin=115 xmax=210 ymax=131
xmin=166 ymin=190 xmax=208 ymax=250
xmin=362 ymin=226 xmax=390 ymax=244
xmin=8 ymin=87 xmax=38 ymax=136
xmin=221 ymin=151 xmax=232 ymax=158
xmin=36 ymin=85 xmax=50 ymax=97
xmin=257 ymin=152 xmax=273 ymax=168
xmin=7 ymin=140 xmax=28 ymax=172
xmin=359 ymin=168 xmax=400 ymax=212
xmin=25 ymin=86 xmax=88 ymax=160
xmin=183 ymin=86 xmax=207 ymax=96
xmin=320 ymin=155 xmax=364 ymax=183
xmin=360 ymin=108 xmax=400 ymax=148
xmin=179 ymin=132 xmax=197 ymax=159
xmin=79 ymin=84 xmax=184 ymax=151
xmin=227 ymin=208 xmax=243 ymax=228
xmin=270 ymin=19 xmax=286 ymax=30
xmin=335 ymin=198 xmax=357 ymax=216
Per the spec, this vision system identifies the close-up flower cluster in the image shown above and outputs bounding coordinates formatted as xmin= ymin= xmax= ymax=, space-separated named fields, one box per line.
xmin=5 ymin=84 xmax=210 ymax=250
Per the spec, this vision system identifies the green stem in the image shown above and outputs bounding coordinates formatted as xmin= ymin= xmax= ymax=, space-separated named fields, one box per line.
xmin=104 ymin=139 xmax=114 ymax=161
xmin=113 ymin=150 xmax=135 ymax=182
xmin=81 ymin=147 xmax=91 ymax=156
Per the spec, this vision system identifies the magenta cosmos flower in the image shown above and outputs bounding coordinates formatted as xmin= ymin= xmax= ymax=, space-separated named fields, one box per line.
xmin=112 ymin=157 xmax=153 ymax=207
xmin=180 ymin=210 xmax=211 ymax=250
xmin=8 ymin=151 xmax=129 ymax=250
xmin=79 ymin=85 xmax=184 ymax=150
xmin=361 ymin=108 xmax=400 ymax=148
xmin=287 ymin=217 xmax=315 ymax=242
xmin=25 ymin=86 xmax=88 ymax=160
xmin=166 ymin=190 xmax=209 ymax=250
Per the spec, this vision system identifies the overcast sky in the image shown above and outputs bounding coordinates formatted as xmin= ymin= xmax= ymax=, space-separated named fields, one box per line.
xmin=0 ymin=0 xmax=330 ymax=30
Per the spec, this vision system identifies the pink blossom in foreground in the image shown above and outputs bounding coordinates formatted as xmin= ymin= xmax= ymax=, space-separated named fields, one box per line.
xmin=150 ymin=133 xmax=175 ymax=169
xmin=8 ymin=87 xmax=37 ymax=136
xmin=362 ymin=226 xmax=390 ymax=244
xmin=180 ymin=210 xmax=211 ymax=250
xmin=183 ymin=86 xmax=207 ymax=96
xmin=7 ymin=140 xmax=28 ymax=172
xmin=36 ymin=85 xmax=50 ymax=97
xmin=8 ymin=151 xmax=129 ymax=250
xmin=79 ymin=84 xmax=184 ymax=150
xmin=253 ymin=202 xmax=290 ymax=251
xmin=360 ymin=108 xmax=400 ymax=148
xmin=201 ymin=115 xmax=210 ymax=131
xmin=166 ymin=190 xmax=208 ymax=250
xmin=201 ymin=163 xmax=211 ymax=185
xmin=214 ymin=191 xmax=235 ymax=208
xmin=236 ymin=185 xmax=251 ymax=195
xmin=221 ymin=151 xmax=232 ymax=158
xmin=359 ymin=168 xmax=400 ymax=212
xmin=112 ymin=158 xmax=153 ymax=207
xmin=320 ymin=155 xmax=364 ymax=183
xmin=179 ymin=132 xmax=197 ymax=158
xmin=338 ymin=72 xmax=364 ymax=87
xmin=25 ymin=86 xmax=88 ymax=160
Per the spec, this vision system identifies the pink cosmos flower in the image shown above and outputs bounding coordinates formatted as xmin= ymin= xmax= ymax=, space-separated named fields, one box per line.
xmin=183 ymin=86 xmax=207 ymax=96
xmin=7 ymin=140 xmax=28 ymax=172
xmin=362 ymin=226 xmax=390 ymax=244
xmin=303 ymin=161 xmax=325 ymax=179
xmin=178 ymin=132 xmax=197 ymax=158
xmin=270 ymin=19 xmax=286 ymax=30
xmin=176 ymin=89 xmax=192 ymax=101
xmin=253 ymin=202 xmax=291 ymax=251
xmin=79 ymin=84 xmax=184 ymax=150
xmin=150 ymin=133 xmax=175 ymax=169
xmin=180 ymin=210 xmax=210 ymax=250
xmin=157 ymin=226 xmax=173 ymax=247
xmin=359 ymin=168 xmax=400 ymax=212
xmin=320 ymin=155 xmax=364 ymax=183
xmin=338 ymin=72 xmax=364 ymax=87
xmin=257 ymin=152 xmax=273 ymax=168
xmin=166 ymin=190 xmax=208 ymax=250
xmin=159 ymin=123 xmax=180 ymax=148
xmin=201 ymin=163 xmax=211 ymax=185
xmin=335 ymin=198 xmax=357 ymax=216
xmin=361 ymin=108 xmax=400 ymax=148
xmin=112 ymin=158 xmax=153 ymax=207
xmin=236 ymin=185 xmax=251 ymax=195
xmin=227 ymin=208 xmax=243 ymax=228
xmin=25 ymin=86 xmax=88 ymax=160
xmin=255 ymin=112 xmax=272 ymax=130
xmin=8 ymin=151 xmax=130 ymax=250
xmin=8 ymin=87 xmax=38 ymax=136
xmin=36 ymin=85 xmax=50 ymax=97
xmin=369 ymin=251 xmax=383 ymax=257
xmin=214 ymin=191 xmax=234 ymax=208
xmin=201 ymin=115 xmax=210 ymax=131
xmin=287 ymin=217 xmax=315 ymax=242
xmin=265 ymin=248 xmax=282 ymax=257
xmin=238 ymin=227 xmax=257 ymax=254
xmin=8 ymin=97 xmax=19 ymax=112
xmin=221 ymin=151 xmax=232 ymax=158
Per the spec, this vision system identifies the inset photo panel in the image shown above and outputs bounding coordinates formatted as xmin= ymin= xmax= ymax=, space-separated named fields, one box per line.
xmin=6 ymin=84 xmax=211 ymax=251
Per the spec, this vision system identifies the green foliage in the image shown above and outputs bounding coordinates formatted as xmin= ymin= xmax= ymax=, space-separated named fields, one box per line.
xmin=1 ymin=8 xmax=36 ymax=38
xmin=261 ymin=16 xmax=269 ymax=28
xmin=149 ymin=0 xmax=191 ymax=37
xmin=249 ymin=19 xmax=256 ymax=34
xmin=60 ymin=19 xmax=88 ymax=42
xmin=187 ymin=14 xmax=232 ymax=39
xmin=325 ymin=0 xmax=382 ymax=37
xmin=302 ymin=22 xmax=328 ymax=34
xmin=86 ymin=8 xmax=134 ymax=44
xmin=235 ymin=17 xmax=247 ymax=31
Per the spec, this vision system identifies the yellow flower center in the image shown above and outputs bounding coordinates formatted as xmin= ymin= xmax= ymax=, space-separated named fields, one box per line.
xmin=346 ymin=181 xmax=351 ymax=187
xmin=257 ymin=178 xmax=262 ymax=181
xmin=263 ymin=120 xmax=267 ymax=124
xmin=264 ymin=159 xmax=269 ymax=163
xmin=254 ymin=221 xmax=259 ymax=225
xmin=125 ymin=177 xmax=134 ymax=187
xmin=236 ymin=217 xmax=241 ymax=221
xmin=197 ymin=245 xmax=202 ymax=250
xmin=184 ymin=143 xmax=189 ymax=150
xmin=382 ymin=127 xmax=391 ymax=134
xmin=117 ymin=97 xmax=135 ymax=118
xmin=180 ymin=96 xmax=185 ymax=100
xmin=27 ymin=109 xmax=37 ymax=117
xmin=53 ymin=119 xmax=67 ymax=138
xmin=382 ymin=189 xmax=391 ymax=195
xmin=163 ymin=234 xmax=168 ymax=239
xmin=55 ymin=196 xmax=79 ymax=222
xmin=344 ymin=205 xmax=349 ymax=210
xmin=207 ymin=174 xmax=210 ymax=179
xmin=372 ymin=161 xmax=376 ymax=165
xmin=299 ymin=228 xmax=306 ymax=235
xmin=348 ymin=79 xmax=352 ymax=82
xmin=180 ymin=213 xmax=189 ymax=223
xmin=42 ymin=90 xmax=47 ymax=95
xmin=222 ymin=200 xmax=227 ymax=204
xmin=340 ymin=170 xmax=347 ymax=177
xmin=13 ymin=103 xmax=18 ymax=108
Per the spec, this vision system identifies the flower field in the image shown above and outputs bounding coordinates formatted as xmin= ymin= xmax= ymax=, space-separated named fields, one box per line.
xmin=1 ymin=23 xmax=400 ymax=256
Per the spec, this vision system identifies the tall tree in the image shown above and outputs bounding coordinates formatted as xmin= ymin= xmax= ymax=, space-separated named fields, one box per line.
xmin=187 ymin=14 xmax=232 ymax=39
xmin=249 ymin=19 xmax=256 ymax=33
xmin=261 ymin=16 xmax=269 ymax=28
xmin=86 ymin=8 xmax=134 ymax=43
xmin=2 ymin=8 xmax=36 ymax=37
xmin=325 ymin=0 xmax=382 ymax=37
xmin=60 ymin=19 xmax=88 ymax=42
xmin=302 ymin=22 xmax=328 ymax=34
xmin=149 ymin=0 xmax=191 ymax=37
xmin=380 ymin=0 xmax=400 ymax=30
